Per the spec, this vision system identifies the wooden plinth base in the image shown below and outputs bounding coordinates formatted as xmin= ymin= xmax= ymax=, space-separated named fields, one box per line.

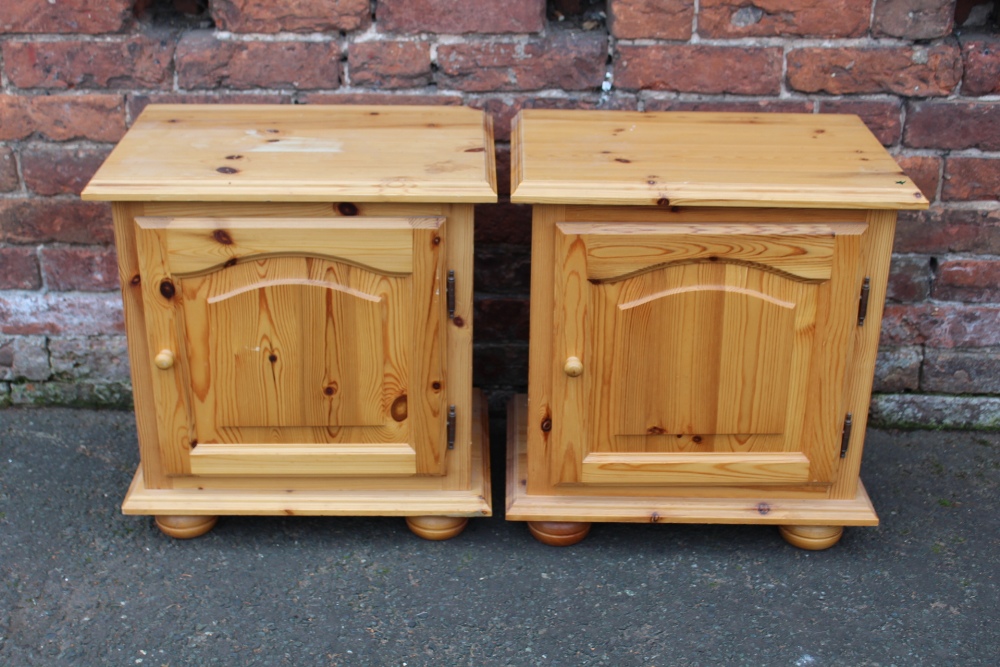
xmin=123 ymin=391 xmax=491 ymax=533
xmin=506 ymin=395 xmax=875 ymax=548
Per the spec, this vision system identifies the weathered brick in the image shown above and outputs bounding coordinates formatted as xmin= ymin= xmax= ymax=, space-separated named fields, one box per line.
xmin=176 ymin=32 xmax=341 ymax=90
xmin=41 ymin=246 xmax=119 ymax=292
xmin=0 ymin=291 xmax=124 ymax=336
xmin=904 ymin=102 xmax=1000 ymax=152
xmin=818 ymin=99 xmax=902 ymax=146
xmin=895 ymin=155 xmax=942 ymax=202
xmin=0 ymin=96 xmax=33 ymax=139
xmin=873 ymin=346 xmax=923 ymax=393
xmin=32 ymin=95 xmax=127 ymax=142
xmin=0 ymin=247 xmax=41 ymax=290
xmin=933 ymin=258 xmax=1000 ymax=303
xmin=49 ymin=335 xmax=130 ymax=382
xmin=127 ymin=93 xmax=292 ymax=121
xmin=895 ymin=207 xmax=1000 ymax=254
xmin=942 ymin=158 xmax=1000 ymax=202
xmin=961 ymin=37 xmax=1000 ymax=96
xmin=923 ymin=347 xmax=1000 ymax=394
xmin=0 ymin=147 xmax=18 ymax=192
xmin=437 ymin=32 xmax=607 ymax=92
xmin=212 ymin=0 xmax=371 ymax=33
xmin=377 ymin=0 xmax=545 ymax=34
xmin=301 ymin=93 xmax=463 ymax=107
xmin=474 ymin=203 xmax=532 ymax=245
xmin=0 ymin=199 xmax=113 ymax=245
xmin=348 ymin=41 xmax=431 ymax=89
xmin=607 ymin=0 xmax=693 ymax=39
xmin=787 ymin=44 xmax=963 ymax=96
xmin=21 ymin=146 xmax=112 ymax=197
xmin=470 ymin=94 xmax=637 ymax=143
xmin=0 ymin=335 xmax=50 ymax=382
xmin=0 ymin=94 xmax=126 ymax=142
xmin=869 ymin=394 xmax=1000 ymax=429
xmin=881 ymin=303 xmax=1000 ymax=347
xmin=887 ymin=255 xmax=932 ymax=302
xmin=2 ymin=35 xmax=175 ymax=90
xmin=0 ymin=0 xmax=131 ymax=34
xmin=873 ymin=0 xmax=954 ymax=39
xmin=473 ymin=296 xmax=530 ymax=342
xmin=643 ymin=99 xmax=814 ymax=114
xmin=616 ymin=45 xmax=783 ymax=95
xmin=700 ymin=0 xmax=871 ymax=38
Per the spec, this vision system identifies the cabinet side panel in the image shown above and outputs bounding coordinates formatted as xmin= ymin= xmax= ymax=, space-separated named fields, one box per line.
xmin=832 ymin=210 xmax=897 ymax=499
xmin=113 ymin=202 xmax=171 ymax=489
xmin=799 ymin=228 xmax=863 ymax=484
xmin=526 ymin=205 xmax=562 ymax=494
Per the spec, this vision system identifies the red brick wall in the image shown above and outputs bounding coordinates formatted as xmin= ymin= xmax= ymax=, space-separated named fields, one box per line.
xmin=1 ymin=0 xmax=998 ymax=427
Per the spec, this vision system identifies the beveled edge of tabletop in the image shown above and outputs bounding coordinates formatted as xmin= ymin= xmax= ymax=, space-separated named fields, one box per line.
xmin=510 ymin=109 xmax=929 ymax=211
xmin=82 ymin=104 xmax=498 ymax=204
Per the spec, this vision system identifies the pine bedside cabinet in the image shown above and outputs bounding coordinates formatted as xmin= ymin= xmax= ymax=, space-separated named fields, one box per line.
xmin=82 ymin=105 xmax=497 ymax=540
xmin=506 ymin=110 xmax=928 ymax=549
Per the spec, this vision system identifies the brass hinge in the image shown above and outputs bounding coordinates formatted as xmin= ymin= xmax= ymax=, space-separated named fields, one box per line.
xmin=447 ymin=405 xmax=456 ymax=450
xmin=840 ymin=413 xmax=853 ymax=458
xmin=447 ymin=270 xmax=456 ymax=319
xmin=857 ymin=277 xmax=871 ymax=326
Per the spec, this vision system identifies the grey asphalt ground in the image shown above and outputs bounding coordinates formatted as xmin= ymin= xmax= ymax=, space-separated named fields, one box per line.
xmin=1 ymin=407 xmax=998 ymax=666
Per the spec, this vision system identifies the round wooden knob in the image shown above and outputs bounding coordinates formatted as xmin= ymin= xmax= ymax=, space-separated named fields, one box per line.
xmin=564 ymin=356 xmax=583 ymax=377
xmin=154 ymin=349 xmax=175 ymax=370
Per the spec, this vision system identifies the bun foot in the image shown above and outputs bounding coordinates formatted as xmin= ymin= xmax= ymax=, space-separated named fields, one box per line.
xmin=154 ymin=515 xmax=218 ymax=539
xmin=779 ymin=524 xmax=844 ymax=550
xmin=527 ymin=521 xmax=591 ymax=547
xmin=406 ymin=515 xmax=469 ymax=541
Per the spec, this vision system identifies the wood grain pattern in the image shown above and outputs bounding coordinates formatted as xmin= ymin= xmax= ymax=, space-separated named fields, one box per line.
xmin=559 ymin=221 xmax=868 ymax=282
xmin=133 ymin=213 xmax=447 ymax=478
xmin=184 ymin=257 xmax=389 ymax=430
xmin=82 ymin=105 xmax=497 ymax=203
xmin=112 ymin=202 xmax=172 ymax=488
xmin=189 ymin=443 xmax=417 ymax=477
xmin=442 ymin=204 xmax=475 ymax=490
xmin=526 ymin=205 xmax=561 ymax=495
xmin=136 ymin=216 xmax=432 ymax=277
xmin=831 ymin=209 xmax=897 ymax=499
xmin=548 ymin=214 xmax=864 ymax=488
xmin=604 ymin=265 xmax=798 ymax=438
xmin=123 ymin=389 xmax=492 ymax=516
xmin=581 ymin=452 xmax=811 ymax=486
xmin=506 ymin=395 xmax=877 ymax=523
xmin=511 ymin=110 xmax=929 ymax=210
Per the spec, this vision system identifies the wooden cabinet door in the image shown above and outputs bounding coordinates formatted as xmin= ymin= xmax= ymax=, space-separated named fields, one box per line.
xmin=550 ymin=219 xmax=866 ymax=488
xmin=135 ymin=216 xmax=448 ymax=478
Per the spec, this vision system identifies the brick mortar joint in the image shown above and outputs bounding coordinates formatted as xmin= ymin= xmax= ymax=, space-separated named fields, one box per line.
xmin=893 ymin=251 xmax=1000 ymax=261
xmin=613 ymin=36 xmax=930 ymax=49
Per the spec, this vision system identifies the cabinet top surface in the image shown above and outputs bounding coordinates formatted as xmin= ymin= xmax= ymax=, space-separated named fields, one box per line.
xmin=82 ymin=105 xmax=498 ymax=203
xmin=511 ymin=110 xmax=928 ymax=210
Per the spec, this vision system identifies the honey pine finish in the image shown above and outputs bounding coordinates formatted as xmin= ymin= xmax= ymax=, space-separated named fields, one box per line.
xmin=82 ymin=105 xmax=497 ymax=540
xmin=507 ymin=110 xmax=928 ymax=549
